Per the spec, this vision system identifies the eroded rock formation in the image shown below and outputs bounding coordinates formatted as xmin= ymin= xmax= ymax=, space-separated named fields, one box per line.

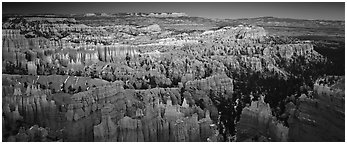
xmin=2 ymin=74 xmax=227 ymax=141
xmin=2 ymin=14 xmax=344 ymax=142
xmin=236 ymin=96 xmax=288 ymax=142
xmin=287 ymin=76 xmax=345 ymax=142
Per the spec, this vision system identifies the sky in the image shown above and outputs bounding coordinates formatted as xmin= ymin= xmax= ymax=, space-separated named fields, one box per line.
xmin=2 ymin=2 xmax=345 ymax=20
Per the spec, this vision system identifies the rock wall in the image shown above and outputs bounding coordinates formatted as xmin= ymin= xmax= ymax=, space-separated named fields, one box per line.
xmin=288 ymin=76 xmax=345 ymax=142
xmin=92 ymin=87 xmax=214 ymax=142
xmin=147 ymin=12 xmax=188 ymax=17
xmin=3 ymin=14 xmax=337 ymax=142
xmin=184 ymin=74 xmax=233 ymax=121
xmin=5 ymin=125 xmax=52 ymax=142
xmin=3 ymin=74 xmax=225 ymax=142
xmin=201 ymin=25 xmax=267 ymax=42
xmin=236 ymin=96 xmax=289 ymax=142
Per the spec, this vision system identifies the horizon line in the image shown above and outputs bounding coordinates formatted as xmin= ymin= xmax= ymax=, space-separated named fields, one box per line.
xmin=2 ymin=13 xmax=345 ymax=22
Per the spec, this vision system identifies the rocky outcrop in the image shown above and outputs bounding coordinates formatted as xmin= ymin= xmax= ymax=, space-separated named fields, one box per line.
xmin=288 ymin=76 xmax=345 ymax=142
xmin=5 ymin=125 xmax=54 ymax=142
xmin=184 ymin=74 xmax=233 ymax=98
xmin=2 ymin=22 xmax=326 ymax=85
xmin=147 ymin=12 xmax=187 ymax=17
xmin=139 ymin=24 xmax=161 ymax=33
xmin=96 ymin=45 xmax=139 ymax=62
xmin=2 ymin=84 xmax=55 ymax=128
xmin=236 ymin=96 xmax=289 ymax=142
xmin=2 ymin=75 xmax=114 ymax=141
xmin=313 ymin=76 xmax=345 ymax=109
xmin=239 ymin=55 xmax=263 ymax=71
xmin=183 ymin=74 xmax=233 ymax=121
xmin=3 ymin=72 xmax=221 ymax=142
xmin=2 ymin=14 xmax=341 ymax=142
xmin=201 ymin=25 xmax=267 ymax=42
xmin=93 ymin=115 xmax=117 ymax=141
xmin=23 ymin=17 xmax=77 ymax=23
xmin=92 ymin=87 xmax=215 ymax=142
xmin=2 ymin=74 xmax=110 ymax=94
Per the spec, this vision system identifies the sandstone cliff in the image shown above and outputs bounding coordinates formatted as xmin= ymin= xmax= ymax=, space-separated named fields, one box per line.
xmin=236 ymin=96 xmax=289 ymax=142
xmin=287 ymin=76 xmax=345 ymax=141
xmin=2 ymin=74 xmax=224 ymax=141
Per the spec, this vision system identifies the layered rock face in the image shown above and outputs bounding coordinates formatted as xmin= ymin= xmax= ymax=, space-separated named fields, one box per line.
xmin=236 ymin=96 xmax=288 ymax=142
xmin=5 ymin=125 xmax=52 ymax=142
xmin=94 ymin=99 xmax=213 ymax=142
xmin=2 ymin=74 xmax=117 ymax=141
xmin=96 ymin=45 xmax=138 ymax=62
xmin=147 ymin=12 xmax=188 ymax=17
xmin=2 ymin=85 xmax=55 ymax=126
xmin=22 ymin=17 xmax=77 ymax=23
xmin=183 ymin=74 xmax=233 ymax=121
xmin=2 ymin=74 xmax=226 ymax=141
xmin=2 ymin=29 xmax=140 ymax=75
xmin=139 ymin=24 xmax=162 ymax=33
xmin=3 ymin=15 xmax=343 ymax=142
xmin=91 ymin=75 xmax=226 ymax=142
xmin=201 ymin=25 xmax=267 ymax=42
xmin=2 ymin=84 xmax=61 ymax=141
xmin=2 ymin=21 xmax=325 ymax=84
xmin=235 ymin=76 xmax=345 ymax=142
xmin=287 ymin=76 xmax=345 ymax=142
